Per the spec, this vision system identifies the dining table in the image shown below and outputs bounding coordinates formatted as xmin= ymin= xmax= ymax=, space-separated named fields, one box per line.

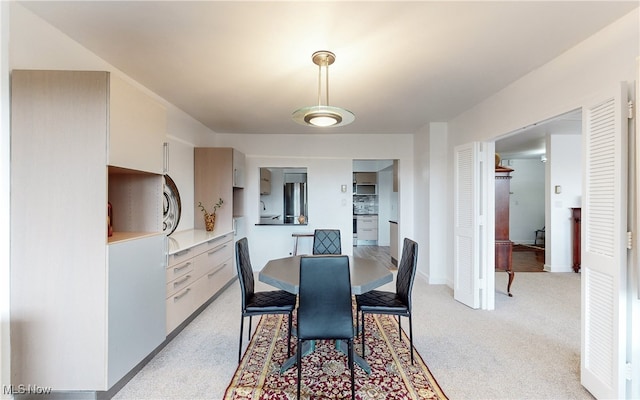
xmin=259 ymin=254 xmax=393 ymax=374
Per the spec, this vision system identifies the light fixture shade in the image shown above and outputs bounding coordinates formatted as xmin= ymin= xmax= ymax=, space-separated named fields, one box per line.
xmin=292 ymin=105 xmax=355 ymax=127
xmin=292 ymin=50 xmax=355 ymax=128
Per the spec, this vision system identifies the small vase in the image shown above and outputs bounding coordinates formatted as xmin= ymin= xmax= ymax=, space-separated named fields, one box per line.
xmin=204 ymin=213 xmax=216 ymax=231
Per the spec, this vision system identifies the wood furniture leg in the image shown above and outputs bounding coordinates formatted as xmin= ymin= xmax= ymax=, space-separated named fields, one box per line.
xmin=506 ymin=270 xmax=514 ymax=297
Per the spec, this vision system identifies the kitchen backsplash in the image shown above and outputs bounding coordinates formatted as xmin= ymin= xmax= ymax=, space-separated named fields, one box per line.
xmin=353 ymin=195 xmax=378 ymax=214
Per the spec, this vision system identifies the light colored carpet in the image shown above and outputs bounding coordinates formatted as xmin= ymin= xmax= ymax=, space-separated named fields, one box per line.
xmin=113 ymin=270 xmax=593 ymax=400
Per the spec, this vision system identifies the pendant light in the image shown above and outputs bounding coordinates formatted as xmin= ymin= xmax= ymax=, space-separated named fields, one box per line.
xmin=292 ymin=51 xmax=355 ymax=128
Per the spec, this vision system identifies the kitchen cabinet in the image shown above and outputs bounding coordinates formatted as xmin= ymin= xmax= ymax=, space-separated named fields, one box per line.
xmin=354 ymin=172 xmax=377 ymax=184
xmin=233 ymin=149 xmax=246 ymax=188
xmin=108 ymin=235 xmax=166 ymax=387
xmin=392 ymin=160 xmax=399 ymax=192
xmin=357 ymin=215 xmax=379 ymax=243
xmin=10 ymin=70 xmax=166 ymax=393
xmin=109 ymin=74 xmax=167 ymax=174
xmin=260 ymin=167 xmax=271 ymax=195
xmin=166 ymin=231 xmax=235 ymax=334
xmin=194 ymin=147 xmax=246 ymax=233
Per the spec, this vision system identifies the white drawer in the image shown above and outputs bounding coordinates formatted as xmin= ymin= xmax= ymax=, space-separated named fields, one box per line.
xmin=168 ymin=247 xmax=195 ymax=267
xmin=165 ymin=259 xmax=195 ymax=283
xmin=193 ymin=240 xmax=233 ymax=281
xmin=191 ymin=258 xmax=235 ymax=309
xmin=166 ymin=272 xmax=196 ymax=298
xmin=166 ymin=286 xmax=195 ymax=334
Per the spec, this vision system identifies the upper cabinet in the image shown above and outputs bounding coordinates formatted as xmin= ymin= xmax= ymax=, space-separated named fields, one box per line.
xmin=109 ymin=74 xmax=167 ymax=174
xmin=232 ymin=148 xmax=245 ymax=188
xmin=354 ymin=172 xmax=377 ymax=184
xmin=393 ymin=160 xmax=399 ymax=192
xmin=194 ymin=147 xmax=246 ymax=232
xmin=260 ymin=167 xmax=272 ymax=195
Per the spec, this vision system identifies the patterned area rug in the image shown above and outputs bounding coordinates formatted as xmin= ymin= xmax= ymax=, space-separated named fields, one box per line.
xmin=224 ymin=313 xmax=447 ymax=399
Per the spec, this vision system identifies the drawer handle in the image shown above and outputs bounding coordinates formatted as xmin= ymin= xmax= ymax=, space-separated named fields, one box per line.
xmin=173 ymin=274 xmax=191 ymax=287
xmin=208 ymin=244 xmax=228 ymax=256
xmin=174 ymin=288 xmax=191 ymax=301
xmin=207 ymin=264 xmax=227 ymax=278
xmin=207 ymin=234 xmax=229 ymax=244
xmin=173 ymin=249 xmax=191 ymax=257
xmin=173 ymin=262 xmax=192 ymax=273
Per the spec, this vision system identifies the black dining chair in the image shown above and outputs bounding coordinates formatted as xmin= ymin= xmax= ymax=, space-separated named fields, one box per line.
xmin=356 ymin=238 xmax=418 ymax=364
xmin=297 ymin=255 xmax=355 ymax=399
xmin=235 ymin=237 xmax=297 ymax=363
xmin=312 ymin=229 xmax=342 ymax=254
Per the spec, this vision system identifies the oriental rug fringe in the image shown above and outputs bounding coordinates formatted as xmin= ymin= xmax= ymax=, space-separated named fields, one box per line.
xmin=224 ymin=313 xmax=447 ymax=400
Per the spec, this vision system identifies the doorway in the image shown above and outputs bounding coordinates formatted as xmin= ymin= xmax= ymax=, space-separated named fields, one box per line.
xmin=352 ymin=159 xmax=398 ymax=268
xmin=494 ymin=109 xmax=582 ymax=273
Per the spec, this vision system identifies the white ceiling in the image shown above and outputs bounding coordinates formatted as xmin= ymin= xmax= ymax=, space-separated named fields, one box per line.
xmin=495 ymin=108 xmax=582 ymax=160
xmin=19 ymin=1 xmax=637 ymax=140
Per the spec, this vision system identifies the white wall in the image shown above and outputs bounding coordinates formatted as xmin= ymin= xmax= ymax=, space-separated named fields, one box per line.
xmin=414 ymin=122 xmax=449 ymax=284
xmin=504 ymin=159 xmax=545 ymax=244
xmin=215 ymin=133 xmax=416 ymax=268
xmin=547 ymin=134 xmax=582 ymax=272
xmin=443 ymin=9 xmax=639 ymax=283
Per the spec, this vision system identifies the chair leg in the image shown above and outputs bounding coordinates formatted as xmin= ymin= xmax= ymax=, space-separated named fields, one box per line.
xmin=287 ymin=312 xmax=293 ymax=358
xmin=248 ymin=315 xmax=253 ymax=342
xmin=297 ymin=339 xmax=303 ymax=399
xmin=348 ymin=339 xmax=355 ymax=399
xmin=361 ymin=311 xmax=366 ymax=359
xmin=398 ymin=315 xmax=402 ymax=339
xmin=408 ymin=314 xmax=414 ymax=364
xmin=238 ymin=315 xmax=244 ymax=363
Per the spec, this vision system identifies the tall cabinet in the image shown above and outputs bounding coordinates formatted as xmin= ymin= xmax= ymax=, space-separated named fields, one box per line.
xmin=495 ymin=165 xmax=514 ymax=297
xmin=11 ymin=70 xmax=167 ymax=393
xmin=194 ymin=147 xmax=245 ymax=233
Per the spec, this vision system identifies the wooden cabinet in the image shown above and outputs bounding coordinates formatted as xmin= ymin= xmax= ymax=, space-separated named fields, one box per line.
xmin=495 ymin=165 xmax=514 ymax=296
xmin=354 ymin=172 xmax=377 ymax=184
xmin=260 ymin=167 xmax=272 ymax=195
xmin=109 ymin=74 xmax=167 ymax=174
xmin=357 ymin=215 xmax=379 ymax=242
xmin=232 ymin=149 xmax=246 ymax=188
xmin=166 ymin=231 xmax=235 ymax=334
xmin=194 ymin=148 xmax=245 ymax=233
xmin=10 ymin=70 xmax=166 ymax=393
xmin=571 ymin=208 xmax=582 ymax=273
xmin=392 ymin=160 xmax=399 ymax=192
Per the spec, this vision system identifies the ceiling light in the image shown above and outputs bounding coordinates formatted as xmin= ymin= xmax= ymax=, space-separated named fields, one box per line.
xmin=292 ymin=51 xmax=355 ymax=128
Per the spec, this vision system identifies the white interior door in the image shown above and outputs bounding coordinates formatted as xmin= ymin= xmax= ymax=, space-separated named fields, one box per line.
xmin=581 ymin=82 xmax=629 ymax=399
xmin=454 ymin=142 xmax=492 ymax=309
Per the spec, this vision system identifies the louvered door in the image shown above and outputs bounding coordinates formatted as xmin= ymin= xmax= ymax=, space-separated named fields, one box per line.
xmin=581 ymin=83 xmax=628 ymax=399
xmin=454 ymin=142 xmax=482 ymax=309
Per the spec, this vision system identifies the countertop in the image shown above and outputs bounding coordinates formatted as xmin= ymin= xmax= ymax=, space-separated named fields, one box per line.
xmin=167 ymin=229 xmax=234 ymax=255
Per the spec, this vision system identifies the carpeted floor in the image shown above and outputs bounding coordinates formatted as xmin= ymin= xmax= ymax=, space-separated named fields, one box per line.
xmin=113 ymin=265 xmax=592 ymax=400
xmin=224 ymin=313 xmax=447 ymax=399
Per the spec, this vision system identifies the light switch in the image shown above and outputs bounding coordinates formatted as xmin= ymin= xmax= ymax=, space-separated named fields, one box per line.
xmin=555 ymin=185 xmax=562 ymax=194
xmin=341 ymin=184 xmax=347 ymax=193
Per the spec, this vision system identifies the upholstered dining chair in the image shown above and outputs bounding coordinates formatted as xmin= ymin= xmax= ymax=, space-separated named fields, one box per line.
xmin=235 ymin=237 xmax=297 ymax=363
xmin=312 ymin=229 xmax=342 ymax=254
xmin=296 ymin=255 xmax=355 ymax=399
xmin=356 ymin=238 xmax=418 ymax=364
